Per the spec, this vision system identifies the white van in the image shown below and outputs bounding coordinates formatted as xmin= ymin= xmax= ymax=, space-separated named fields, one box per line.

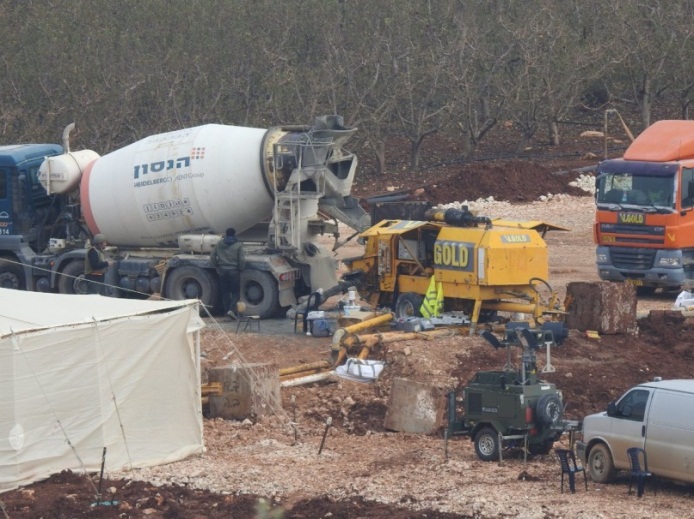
xmin=576 ymin=379 xmax=694 ymax=484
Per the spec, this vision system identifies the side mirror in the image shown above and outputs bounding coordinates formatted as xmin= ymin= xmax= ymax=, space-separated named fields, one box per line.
xmin=606 ymin=401 xmax=616 ymax=416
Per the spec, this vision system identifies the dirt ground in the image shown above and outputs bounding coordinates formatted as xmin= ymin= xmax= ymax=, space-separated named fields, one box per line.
xmin=3 ymin=131 xmax=694 ymax=518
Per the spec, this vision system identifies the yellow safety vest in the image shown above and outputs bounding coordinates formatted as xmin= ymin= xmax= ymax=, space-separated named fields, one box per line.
xmin=420 ymin=275 xmax=445 ymax=318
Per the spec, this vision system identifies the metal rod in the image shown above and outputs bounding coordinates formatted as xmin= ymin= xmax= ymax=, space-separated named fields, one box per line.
xmin=444 ymin=428 xmax=449 ymax=461
xmin=96 ymin=446 xmax=107 ymax=502
xmin=318 ymin=417 xmax=333 ymax=455
xmin=291 ymin=395 xmax=298 ymax=444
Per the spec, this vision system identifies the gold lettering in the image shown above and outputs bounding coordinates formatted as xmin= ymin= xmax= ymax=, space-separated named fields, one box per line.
xmin=618 ymin=213 xmax=644 ymax=224
xmin=434 ymin=242 xmax=469 ymax=267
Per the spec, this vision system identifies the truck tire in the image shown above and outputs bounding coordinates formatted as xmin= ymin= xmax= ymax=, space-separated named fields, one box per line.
xmin=394 ymin=292 xmax=423 ymax=319
xmin=474 ymin=426 xmax=500 ymax=462
xmin=636 ymin=286 xmax=656 ymax=296
xmin=0 ymin=258 xmax=25 ymax=290
xmin=588 ymin=443 xmax=616 ymax=483
xmin=58 ymin=260 xmax=87 ymax=295
xmin=164 ymin=266 xmax=219 ymax=312
xmin=241 ymin=269 xmax=279 ymax=318
xmin=535 ymin=394 xmax=562 ymax=426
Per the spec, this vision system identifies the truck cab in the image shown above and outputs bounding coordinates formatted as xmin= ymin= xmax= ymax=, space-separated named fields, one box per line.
xmin=594 ymin=120 xmax=694 ymax=292
xmin=0 ymin=143 xmax=64 ymax=290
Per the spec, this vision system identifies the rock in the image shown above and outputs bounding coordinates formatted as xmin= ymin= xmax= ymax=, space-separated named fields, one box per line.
xmin=565 ymin=281 xmax=637 ymax=334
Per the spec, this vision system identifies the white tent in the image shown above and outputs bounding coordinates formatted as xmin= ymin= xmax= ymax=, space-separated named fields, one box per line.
xmin=0 ymin=289 xmax=205 ymax=493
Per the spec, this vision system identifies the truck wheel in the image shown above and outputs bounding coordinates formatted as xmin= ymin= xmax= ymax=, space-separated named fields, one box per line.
xmin=474 ymin=426 xmax=500 ymax=462
xmin=164 ymin=266 xmax=219 ymax=311
xmin=0 ymin=259 xmax=25 ymax=290
xmin=588 ymin=443 xmax=616 ymax=483
xmin=241 ymin=269 xmax=279 ymax=318
xmin=394 ymin=292 xmax=423 ymax=319
xmin=58 ymin=260 xmax=87 ymax=295
xmin=535 ymin=394 xmax=562 ymax=426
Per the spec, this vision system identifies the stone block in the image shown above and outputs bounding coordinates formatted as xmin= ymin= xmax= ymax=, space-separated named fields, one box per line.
xmin=564 ymin=281 xmax=636 ymax=334
xmin=208 ymin=363 xmax=280 ymax=420
xmin=384 ymin=377 xmax=444 ymax=434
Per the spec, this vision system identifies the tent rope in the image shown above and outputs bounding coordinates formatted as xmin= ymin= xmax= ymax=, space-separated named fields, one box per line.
xmin=10 ymin=330 xmax=99 ymax=496
xmin=199 ymin=305 xmax=294 ymax=431
xmin=91 ymin=317 xmax=135 ymax=473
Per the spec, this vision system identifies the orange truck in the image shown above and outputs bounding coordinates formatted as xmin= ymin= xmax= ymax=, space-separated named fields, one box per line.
xmin=594 ymin=120 xmax=694 ymax=293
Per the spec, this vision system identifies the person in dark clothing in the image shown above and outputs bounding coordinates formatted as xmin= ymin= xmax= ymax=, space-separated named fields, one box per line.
xmin=85 ymin=233 xmax=113 ymax=295
xmin=302 ymin=288 xmax=324 ymax=334
xmin=211 ymin=227 xmax=246 ymax=319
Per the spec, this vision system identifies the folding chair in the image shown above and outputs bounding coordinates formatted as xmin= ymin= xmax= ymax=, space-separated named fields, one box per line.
xmin=555 ymin=448 xmax=587 ymax=493
xmin=627 ymin=447 xmax=655 ymax=498
xmin=235 ymin=302 xmax=260 ymax=333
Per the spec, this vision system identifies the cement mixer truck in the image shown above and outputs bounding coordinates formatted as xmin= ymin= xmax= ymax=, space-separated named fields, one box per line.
xmin=0 ymin=115 xmax=370 ymax=317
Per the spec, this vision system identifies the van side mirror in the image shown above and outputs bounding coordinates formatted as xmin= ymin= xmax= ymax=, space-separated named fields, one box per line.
xmin=606 ymin=401 xmax=616 ymax=416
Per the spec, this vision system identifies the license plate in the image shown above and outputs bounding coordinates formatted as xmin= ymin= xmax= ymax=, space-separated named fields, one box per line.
xmin=625 ymin=279 xmax=643 ymax=287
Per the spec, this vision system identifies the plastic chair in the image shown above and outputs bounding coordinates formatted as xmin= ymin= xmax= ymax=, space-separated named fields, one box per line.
xmin=627 ymin=447 xmax=655 ymax=497
xmin=235 ymin=302 xmax=260 ymax=334
xmin=555 ymin=448 xmax=587 ymax=493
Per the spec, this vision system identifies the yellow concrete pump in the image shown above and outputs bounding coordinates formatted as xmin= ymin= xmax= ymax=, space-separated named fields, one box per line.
xmin=343 ymin=207 xmax=567 ymax=331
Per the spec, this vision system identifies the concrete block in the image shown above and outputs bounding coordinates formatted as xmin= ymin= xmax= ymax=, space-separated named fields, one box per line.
xmin=208 ymin=363 xmax=280 ymax=420
xmin=564 ymin=281 xmax=636 ymax=334
xmin=384 ymin=377 xmax=444 ymax=434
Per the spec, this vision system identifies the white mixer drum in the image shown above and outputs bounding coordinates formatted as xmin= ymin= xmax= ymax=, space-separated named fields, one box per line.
xmin=81 ymin=124 xmax=274 ymax=247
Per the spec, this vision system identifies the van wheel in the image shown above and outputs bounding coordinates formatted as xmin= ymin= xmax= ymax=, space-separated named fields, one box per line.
xmin=474 ymin=427 xmax=500 ymax=462
xmin=394 ymin=292 xmax=423 ymax=319
xmin=588 ymin=443 xmax=616 ymax=483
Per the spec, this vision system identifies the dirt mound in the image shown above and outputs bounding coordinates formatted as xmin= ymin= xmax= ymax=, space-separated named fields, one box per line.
xmin=423 ymin=161 xmax=587 ymax=205
xmin=354 ymin=159 xmax=590 ymax=205
xmin=0 ymin=470 xmax=467 ymax=518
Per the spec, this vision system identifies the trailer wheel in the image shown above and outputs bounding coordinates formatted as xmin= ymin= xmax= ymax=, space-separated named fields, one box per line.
xmin=0 ymin=258 xmax=25 ymax=290
xmin=474 ymin=426 xmax=500 ymax=462
xmin=164 ymin=266 xmax=219 ymax=312
xmin=395 ymin=292 xmax=424 ymax=319
xmin=241 ymin=269 xmax=279 ymax=318
xmin=528 ymin=439 xmax=555 ymax=455
xmin=58 ymin=260 xmax=87 ymax=295
xmin=588 ymin=443 xmax=616 ymax=483
xmin=536 ymin=394 xmax=563 ymax=426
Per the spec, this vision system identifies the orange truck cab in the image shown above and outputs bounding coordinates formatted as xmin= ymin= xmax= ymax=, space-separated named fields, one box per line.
xmin=594 ymin=120 xmax=694 ymax=292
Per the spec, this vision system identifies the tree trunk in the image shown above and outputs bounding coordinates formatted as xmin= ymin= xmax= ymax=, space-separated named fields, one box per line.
xmin=549 ymin=120 xmax=560 ymax=146
xmin=460 ymin=131 xmax=477 ymax=160
xmin=639 ymin=76 xmax=652 ymax=128
xmin=410 ymin=137 xmax=424 ymax=171
xmin=373 ymin=140 xmax=387 ymax=176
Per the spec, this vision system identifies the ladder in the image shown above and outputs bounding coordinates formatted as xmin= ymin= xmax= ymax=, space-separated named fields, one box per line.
xmin=271 ymin=138 xmax=328 ymax=251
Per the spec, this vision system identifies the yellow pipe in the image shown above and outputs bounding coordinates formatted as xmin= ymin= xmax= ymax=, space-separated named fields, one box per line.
xmin=279 ymin=361 xmax=331 ymax=377
xmin=280 ymin=368 xmax=325 ymax=381
xmin=340 ymin=312 xmax=393 ymax=335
